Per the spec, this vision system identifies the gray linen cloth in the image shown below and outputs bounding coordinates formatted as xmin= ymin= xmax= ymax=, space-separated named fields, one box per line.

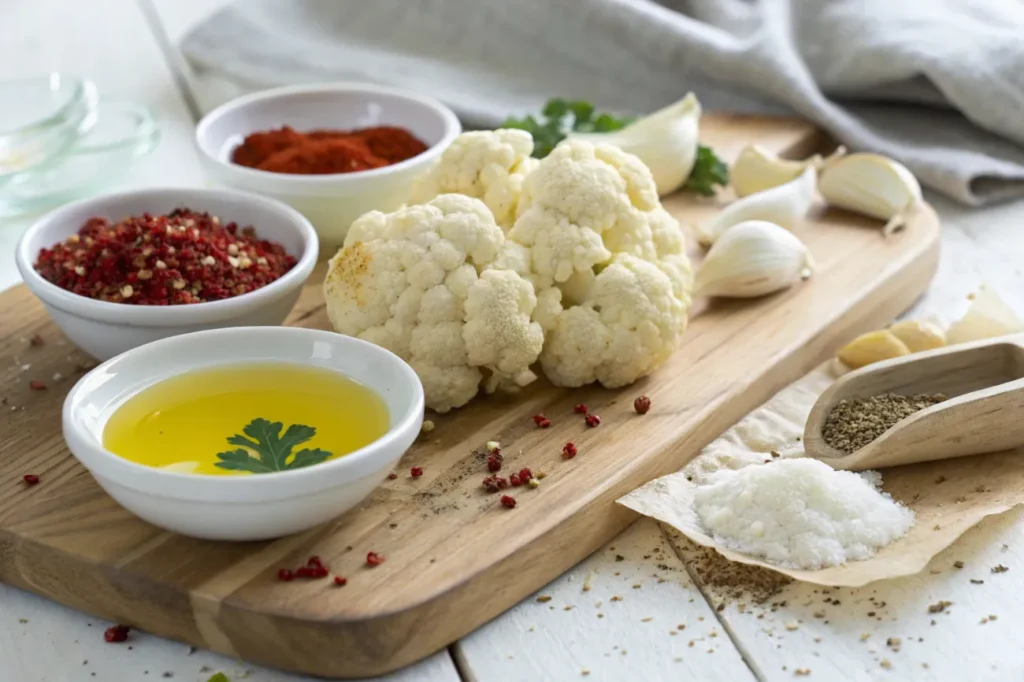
xmin=181 ymin=0 xmax=1024 ymax=206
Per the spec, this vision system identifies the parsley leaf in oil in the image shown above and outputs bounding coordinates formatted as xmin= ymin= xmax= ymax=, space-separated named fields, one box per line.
xmin=215 ymin=418 xmax=331 ymax=474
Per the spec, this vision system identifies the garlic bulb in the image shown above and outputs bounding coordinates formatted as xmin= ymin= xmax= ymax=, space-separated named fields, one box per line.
xmin=695 ymin=220 xmax=814 ymax=298
xmin=836 ymin=330 xmax=911 ymax=369
xmin=888 ymin=319 xmax=946 ymax=353
xmin=732 ymin=145 xmax=846 ymax=197
xmin=818 ymin=153 xmax=921 ymax=236
xmin=695 ymin=166 xmax=816 ymax=246
xmin=570 ymin=93 xmax=701 ymax=197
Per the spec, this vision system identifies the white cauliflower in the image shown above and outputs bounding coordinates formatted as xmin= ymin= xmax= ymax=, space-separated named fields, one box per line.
xmin=323 ymin=194 xmax=543 ymax=413
xmin=540 ymin=254 xmax=688 ymax=388
xmin=410 ymin=130 xmax=538 ymax=228
xmin=504 ymin=139 xmax=693 ymax=387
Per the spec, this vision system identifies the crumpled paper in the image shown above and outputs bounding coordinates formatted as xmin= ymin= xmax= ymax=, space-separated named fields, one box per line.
xmin=619 ymin=356 xmax=1024 ymax=587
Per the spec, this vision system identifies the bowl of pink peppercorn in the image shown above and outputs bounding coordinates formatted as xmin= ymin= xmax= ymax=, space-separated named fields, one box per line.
xmin=16 ymin=187 xmax=318 ymax=360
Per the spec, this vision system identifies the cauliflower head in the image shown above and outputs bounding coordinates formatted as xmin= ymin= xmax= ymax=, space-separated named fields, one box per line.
xmin=508 ymin=140 xmax=678 ymax=288
xmin=323 ymin=194 xmax=543 ymax=412
xmin=540 ymin=253 xmax=688 ymax=388
xmin=410 ymin=130 xmax=538 ymax=228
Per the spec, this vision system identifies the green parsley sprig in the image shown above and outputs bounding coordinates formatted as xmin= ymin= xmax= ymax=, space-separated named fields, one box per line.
xmin=500 ymin=98 xmax=729 ymax=195
xmin=215 ymin=418 xmax=331 ymax=474
xmin=500 ymin=98 xmax=634 ymax=159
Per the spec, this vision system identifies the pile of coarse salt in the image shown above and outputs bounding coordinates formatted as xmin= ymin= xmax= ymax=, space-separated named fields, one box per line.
xmin=693 ymin=458 xmax=914 ymax=570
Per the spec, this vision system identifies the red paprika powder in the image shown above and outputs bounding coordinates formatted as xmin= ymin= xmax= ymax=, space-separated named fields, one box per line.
xmin=232 ymin=125 xmax=428 ymax=175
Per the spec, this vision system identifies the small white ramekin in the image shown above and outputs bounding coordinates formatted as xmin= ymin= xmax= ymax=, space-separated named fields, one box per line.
xmin=15 ymin=187 xmax=318 ymax=361
xmin=62 ymin=326 xmax=424 ymax=541
xmin=194 ymin=82 xmax=462 ymax=255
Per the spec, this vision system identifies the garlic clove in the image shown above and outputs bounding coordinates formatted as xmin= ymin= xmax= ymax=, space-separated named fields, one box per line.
xmin=732 ymin=145 xmax=848 ymax=197
xmin=695 ymin=220 xmax=814 ymax=298
xmin=818 ymin=153 xmax=922 ymax=236
xmin=836 ymin=330 xmax=911 ymax=369
xmin=570 ymin=93 xmax=701 ymax=197
xmin=946 ymin=285 xmax=1024 ymax=345
xmin=888 ymin=319 xmax=946 ymax=353
xmin=696 ymin=166 xmax=816 ymax=246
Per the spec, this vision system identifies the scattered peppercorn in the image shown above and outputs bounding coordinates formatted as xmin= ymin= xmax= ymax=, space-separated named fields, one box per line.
xmin=28 ymin=334 xmax=44 ymax=347
xmin=334 ymin=576 xmax=348 ymax=587
xmin=574 ymin=404 xmax=588 ymax=414
xmin=387 ymin=472 xmax=398 ymax=480
xmin=585 ymin=414 xmax=601 ymax=427
xmin=533 ymin=414 xmax=552 ymax=428
xmin=482 ymin=475 xmax=509 ymax=492
xmin=22 ymin=474 xmax=40 ymax=486
xmin=33 ymin=209 xmax=296 ymax=305
xmin=634 ymin=395 xmax=651 ymax=414
xmin=366 ymin=552 xmax=385 ymax=567
xmin=410 ymin=466 xmax=423 ymax=478
xmin=500 ymin=494 xmax=517 ymax=509
xmin=487 ymin=453 xmax=503 ymax=472
xmin=278 ymin=569 xmax=295 ymax=582
xmin=509 ymin=473 xmax=523 ymax=487
xmin=28 ymin=380 xmax=46 ymax=391
xmin=519 ymin=467 xmax=533 ymax=481
xmin=562 ymin=442 xmax=578 ymax=459
xmin=104 ymin=625 xmax=130 ymax=643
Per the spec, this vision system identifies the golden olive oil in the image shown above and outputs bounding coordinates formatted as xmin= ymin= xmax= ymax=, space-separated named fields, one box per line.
xmin=103 ymin=363 xmax=389 ymax=476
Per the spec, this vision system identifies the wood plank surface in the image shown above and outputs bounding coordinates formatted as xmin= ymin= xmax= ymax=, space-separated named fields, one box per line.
xmin=0 ymin=117 xmax=939 ymax=678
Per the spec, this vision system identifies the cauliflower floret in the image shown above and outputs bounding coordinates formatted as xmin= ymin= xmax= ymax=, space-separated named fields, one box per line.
xmin=410 ymin=130 xmax=536 ymax=228
xmin=324 ymin=194 xmax=542 ymax=412
xmin=540 ymin=254 xmax=688 ymax=388
xmin=508 ymin=140 xmax=668 ymax=287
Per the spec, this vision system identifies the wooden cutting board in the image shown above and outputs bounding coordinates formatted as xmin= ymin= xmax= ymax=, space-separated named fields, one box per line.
xmin=0 ymin=115 xmax=939 ymax=679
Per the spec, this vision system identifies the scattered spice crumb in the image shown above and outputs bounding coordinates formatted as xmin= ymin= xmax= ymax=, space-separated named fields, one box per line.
xmin=812 ymin=611 xmax=825 ymax=619
xmin=537 ymin=595 xmax=552 ymax=603
xmin=610 ymin=595 xmax=623 ymax=602
xmin=785 ymin=622 xmax=799 ymax=631
xmin=29 ymin=380 xmax=47 ymax=391
xmin=795 ymin=669 xmax=811 ymax=677
xmin=581 ymin=669 xmax=590 ymax=676
xmin=104 ymin=625 xmax=130 ymax=643
xmin=632 ymin=584 xmax=642 ymax=589
xmin=615 ymin=554 xmax=624 ymax=562
xmin=563 ymin=605 xmax=573 ymax=611
xmin=420 ymin=420 xmax=435 ymax=433
xmin=29 ymin=334 xmax=44 ymax=347
xmin=886 ymin=637 xmax=901 ymax=648
xmin=953 ymin=560 xmax=964 ymax=569
xmin=927 ymin=600 xmax=951 ymax=613
xmin=387 ymin=472 xmax=398 ymax=480
xmin=22 ymin=474 xmax=40 ymax=486
xmin=970 ymin=579 xmax=984 ymax=585
xmin=991 ymin=564 xmax=1009 ymax=573
xmin=860 ymin=633 xmax=870 ymax=641
xmin=880 ymin=660 xmax=892 ymax=670
xmin=640 ymin=617 xmax=652 ymax=622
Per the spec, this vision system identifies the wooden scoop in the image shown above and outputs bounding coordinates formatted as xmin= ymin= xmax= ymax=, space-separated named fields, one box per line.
xmin=803 ymin=334 xmax=1024 ymax=471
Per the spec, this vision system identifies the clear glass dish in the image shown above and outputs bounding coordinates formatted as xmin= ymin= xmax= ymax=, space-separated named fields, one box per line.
xmin=0 ymin=74 xmax=160 ymax=217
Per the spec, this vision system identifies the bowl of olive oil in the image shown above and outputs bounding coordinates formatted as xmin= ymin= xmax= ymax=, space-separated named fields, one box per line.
xmin=62 ymin=326 xmax=424 ymax=541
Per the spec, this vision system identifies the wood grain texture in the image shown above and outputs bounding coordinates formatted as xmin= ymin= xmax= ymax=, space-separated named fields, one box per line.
xmin=0 ymin=119 xmax=939 ymax=678
xmin=806 ymin=334 xmax=1024 ymax=470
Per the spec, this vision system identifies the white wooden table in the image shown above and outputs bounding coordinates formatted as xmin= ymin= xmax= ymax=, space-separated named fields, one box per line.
xmin=3 ymin=2 xmax=1024 ymax=680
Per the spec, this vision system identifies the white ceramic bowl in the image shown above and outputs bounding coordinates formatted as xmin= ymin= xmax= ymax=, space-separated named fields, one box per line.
xmin=194 ymin=83 xmax=462 ymax=254
xmin=15 ymin=187 xmax=318 ymax=361
xmin=63 ymin=326 xmax=424 ymax=541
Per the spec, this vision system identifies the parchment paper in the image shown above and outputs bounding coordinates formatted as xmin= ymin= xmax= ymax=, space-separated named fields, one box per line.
xmin=619 ymin=291 xmax=1024 ymax=587
xmin=620 ymin=451 xmax=1024 ymax=587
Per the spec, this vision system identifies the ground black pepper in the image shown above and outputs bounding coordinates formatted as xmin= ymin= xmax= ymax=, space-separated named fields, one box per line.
xmin=821 ymin=393 xmax=946 ymax=453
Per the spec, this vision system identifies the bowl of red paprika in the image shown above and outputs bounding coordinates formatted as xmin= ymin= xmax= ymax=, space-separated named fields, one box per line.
xmin=16 ymin=187 xmax=318 ymax=360
xmin=194 ymin=82 xmax=462 ymax=256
